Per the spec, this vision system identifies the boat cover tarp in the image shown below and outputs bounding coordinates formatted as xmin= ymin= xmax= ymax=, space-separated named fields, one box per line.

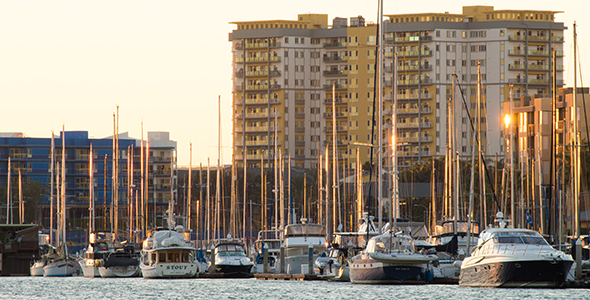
xmin=104 ymin=256 xmax=139 ymax=268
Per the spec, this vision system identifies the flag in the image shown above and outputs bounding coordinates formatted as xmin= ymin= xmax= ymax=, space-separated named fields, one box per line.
xmin=526 ymin=211 xmax=533 ymax=227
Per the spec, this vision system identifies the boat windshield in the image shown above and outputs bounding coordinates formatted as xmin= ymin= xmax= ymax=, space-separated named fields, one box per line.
xmin=216 ymin=244 xmax=246 ymax=256
xmin=492 ymin=232 xmax=549 ymax=246
xmin=434 ymin=221 xmax=479 ymax=236
xmin=366 ymin=235 xmax=414 ymax=253
xmin=285 ymin=224 xmax=326 ymax=237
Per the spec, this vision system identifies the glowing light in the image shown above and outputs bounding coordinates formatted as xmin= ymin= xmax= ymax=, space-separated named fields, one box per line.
xmin=504 ymin=114 xmax=511 ymax=128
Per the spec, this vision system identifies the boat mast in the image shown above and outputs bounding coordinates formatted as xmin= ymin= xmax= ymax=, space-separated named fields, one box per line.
xmin=332 ymin=82 xmax=337 ymax=237
xmin=207 ymin=158 xmax=210 ymax=245
xmin=50 ymin=132 xmax=55 ymax=244
xmin=392 ymin=53 xmax=398 ymax=231
xmin=509 ymin=85 xmax=515 ymax=226
xmin=61 ymin=125 xmax=67 ymax=256
xmin=477 ymin=62 xmax=485 ymax=227
xmin=573 ymin=21 xmax=580 ymax=238
xmin=377 ymin=0 xmax=384 ymax=235
xmin=6 ymin=157 xmax=10 ymax=224
xmin=140 ymin=121 xmax=144 ymax=237
xmin=188 ymin=143 xmax=192 ymax=232
xmin=216 ymin=96 xmax=221 ymax=239
xmin=89 ymin=144 xmax=94 ymax=235
xmin=274 ymin=107 xmax=278 ymax=232
xmin=18 ymin=170 xmax=22 ymax=223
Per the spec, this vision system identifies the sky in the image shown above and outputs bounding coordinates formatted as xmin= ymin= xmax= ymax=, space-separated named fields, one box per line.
xmin=0 ymin=0 xmax=587 ymax=167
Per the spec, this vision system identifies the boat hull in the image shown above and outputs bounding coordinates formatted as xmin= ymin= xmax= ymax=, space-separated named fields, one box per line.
xmin=460 ymin=259 xmax=573 ymax=288
xmin=79 ymin=259 xmax=100 ymax=277
xmin=99 ymin=265 xmax=141 ymax=277
xmin=140 ymin=263 xmax=198 ymax=279
xmin=30 ymin=261 xmax=45 ymax=276
xmin=349 ymin=258 xmax=428 ymax=284
xmin=213 ymin=264 xmax=253 ymax=278
xmin=285 ymin=255 xmax=321 ymax=274
xmin=43 ymin=259 xmax=81 ymax=277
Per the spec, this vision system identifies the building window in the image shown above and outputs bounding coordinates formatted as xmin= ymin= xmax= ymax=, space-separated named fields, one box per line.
xmin=284 ymin=37 xmax=289 ymax=44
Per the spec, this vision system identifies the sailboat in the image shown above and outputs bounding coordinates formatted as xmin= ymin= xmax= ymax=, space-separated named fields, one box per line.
xmin=44 ymin=127 xmax=82 ymax=277
xmin=348 ymin=2 xmax=438 ymax=284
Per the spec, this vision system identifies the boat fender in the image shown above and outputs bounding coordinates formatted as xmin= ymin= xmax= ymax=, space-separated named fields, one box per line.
xmin=453 ymin=260 xmax=462 ymax=268
xmin=94 ymin=260 xmax=100 ymax=268
xmin=425 ymin=269 xmax=433 ymax=282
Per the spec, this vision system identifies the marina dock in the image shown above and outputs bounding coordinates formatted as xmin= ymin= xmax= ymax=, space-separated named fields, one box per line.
xmin=254 ymin=273 xmax=330 ymax=281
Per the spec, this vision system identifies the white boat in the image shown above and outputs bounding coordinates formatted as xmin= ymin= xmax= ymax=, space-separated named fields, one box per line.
xmin=459 ymin=214 xmax=573 ymax=288
xmin=98 ymin=245 xmax=140 ymax=277
xmin=79 ymin=233 xmax=112 ymax=278
xmin=284 ymin=219 xmax=326 ymax=274
xmin=43 ymin=255 xmax=81 ymax=277
xmin=254 ymin=229 xmax=283 ymax=273
xmin=140 ymin=225 xmax=199 ymax=279
xmin=211 ymin=241 xmax=253 ymax=278
xmin=30 ymin=243 xmax=58 ymax=276
xmin=315 ymin=214 xmax=380 ymax=281
xmin=30 ymin=260 xmax=46 ymax=276
xmin=349 ymin=233 xmax=437 ymax=284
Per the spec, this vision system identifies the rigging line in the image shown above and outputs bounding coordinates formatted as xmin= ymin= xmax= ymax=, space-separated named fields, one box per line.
xmin=451 ymin=73 xmax=499 ymax=213
xmin=367 ymin=22 xmax=379 ymax=218
xmin=576 ymin=42 xmax=590 ymax=143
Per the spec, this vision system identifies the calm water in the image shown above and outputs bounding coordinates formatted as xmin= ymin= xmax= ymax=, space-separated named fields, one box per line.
xmin=0 ymin=277 xmax=587 ymax=300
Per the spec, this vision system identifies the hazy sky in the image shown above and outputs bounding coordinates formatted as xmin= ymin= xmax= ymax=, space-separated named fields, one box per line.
xmin=0 ymin=0 xmax=587 ymax=166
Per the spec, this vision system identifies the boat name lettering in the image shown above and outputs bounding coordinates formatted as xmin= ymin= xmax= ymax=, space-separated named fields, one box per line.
xmin=166 ymin=265 xmax=187 ymax=270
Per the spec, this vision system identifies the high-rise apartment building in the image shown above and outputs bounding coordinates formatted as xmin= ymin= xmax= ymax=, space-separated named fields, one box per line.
xmin=229 ymin=6 xmax=565 ymax=169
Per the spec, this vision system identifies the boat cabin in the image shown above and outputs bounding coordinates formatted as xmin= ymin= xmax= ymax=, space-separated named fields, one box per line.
xmin=214 ymin=243 xmax=247 ymax=257
xmin=366 ymin=234 xmax=415 ymax=254
xmin=284 ymin=224 xmax=326 ymax=238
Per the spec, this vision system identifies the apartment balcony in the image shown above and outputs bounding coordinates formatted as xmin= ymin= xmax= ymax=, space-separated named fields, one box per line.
xmin=323 ymin=97 xmax=348 ymax=104
xmin=235 ymin=140 xmax=281 ymax=147
xmin=151 ymin=156 xmax=172 ymax=162
xmin=234 ymin=112 xmax=281 ymax=119
xmin=396 ymin=78 xmax=432 ymax=85
xmin=324 ymin=125 xmax=348 ymax=132
xmin=393 ymin=50 xmax=433 ymax=57
xmin=508 ymin=78 xmax=564 ymax=85
xmin=235 ymin=98 xmax=281 ymax=106
xmin=396 ymin=93 xmax=433 ymax=100
xmin=323 ymin=69 xmax=348 ymax=76
xmin=323 ymin=111 xmax=348 ymax=118
xmin=394 ymin=36 xmax=432 ymax=42
xmin=397 ymin=108 xmax=420 ymax=114
xmin=396 ymin=122 xmax=432 ymax=129
xmin=235 ymin=56 xmax=282 ymax=63
xmin=244 ymin=126 xmax=281 ymax=133
xmin=507 ymin=50 xmax=564 ymax=57
xmin=398 ymin=150 xmax=431 ymax=157
xmin=323 ymin=41 xmax=347 ymax=48
xmin=397 ymin=136 xmax=433 ymax=143
xmin=235 ymin=42 xmax=281 ymax=49
xmin=397 ymin=65 xmax=432 ymax=72
xmin=323 ymin=83 xmax=347 ymax=90
xmin=235 ymin=70 xmax=282 ymax=78
xmin=508 ymin=64 xmax=564 ymax=71
xmin=323 ymin=55 xmax=347 ymax=62
xmin=237 ymin=84 xmax=282 ymax=91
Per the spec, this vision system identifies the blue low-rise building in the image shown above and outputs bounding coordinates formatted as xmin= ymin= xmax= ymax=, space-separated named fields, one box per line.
xmin=0 ymin=131 xmax=177 ymax=240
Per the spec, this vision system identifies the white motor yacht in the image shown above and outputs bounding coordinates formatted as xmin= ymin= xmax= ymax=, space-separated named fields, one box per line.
xmin=460 ymin=214 xmax=573 ymax=288
xmin=254 ymin=229 xmax=283 ymax=273
xmin=211 ymin=241 xmax=254 ymax=278
xmin=98 ymin=245 xmax=140 ymax=277
xmin=140 ymin=225 xmax=198 ymax=279
xmin=284 ymin=219 xmax=326 ymax=274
